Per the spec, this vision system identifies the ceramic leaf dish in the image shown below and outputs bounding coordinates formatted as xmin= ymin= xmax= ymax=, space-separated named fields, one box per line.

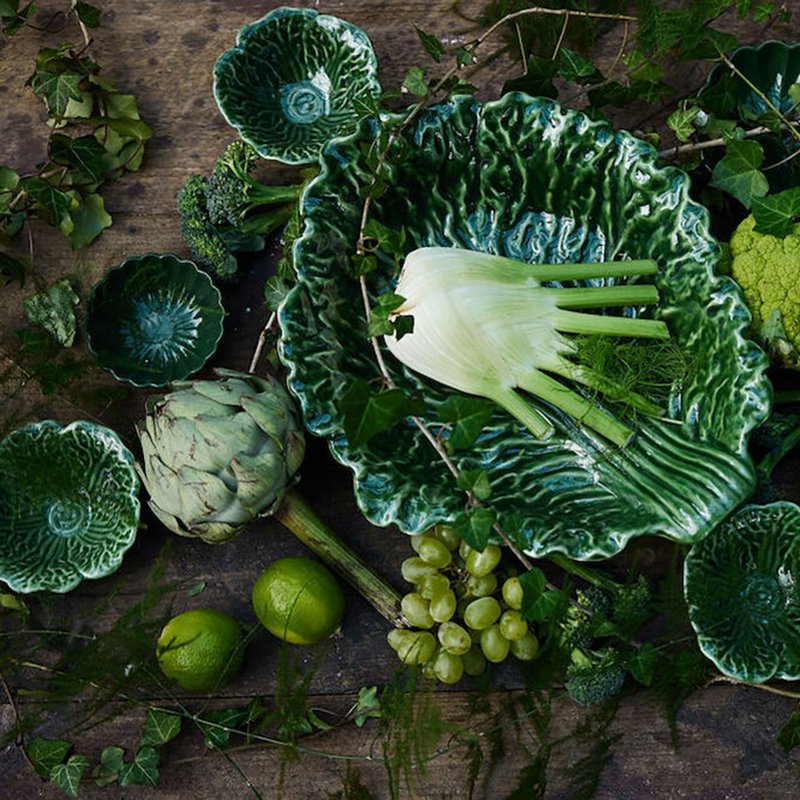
xmin=0 ymin=420 xmax=140 ymax=593
xmin=278 ymin=93 xmax=772 ymax=561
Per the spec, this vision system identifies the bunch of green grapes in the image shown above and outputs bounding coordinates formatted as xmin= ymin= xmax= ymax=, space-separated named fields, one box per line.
xmin=387 ymin=526 xmax=540 ymax=684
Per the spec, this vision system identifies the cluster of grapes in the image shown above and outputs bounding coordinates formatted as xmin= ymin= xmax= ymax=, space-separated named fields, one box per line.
xmin=387 ymin=526 xmax=540 ymax=684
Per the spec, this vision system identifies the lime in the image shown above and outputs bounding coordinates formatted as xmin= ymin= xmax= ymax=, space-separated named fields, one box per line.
xmin=251 ymin=556 xmax=345 ymax=645
xmin=156 ymin=608 xmax=244 ymax=692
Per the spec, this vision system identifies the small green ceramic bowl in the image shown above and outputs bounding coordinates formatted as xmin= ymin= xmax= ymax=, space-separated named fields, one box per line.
xmin=86 ymin=253 xmax=225 ymax=388
xmin=0 ymin=420 xmax=140 ymax=593
xmin=213 ymin=7 xmax=381 ymax=164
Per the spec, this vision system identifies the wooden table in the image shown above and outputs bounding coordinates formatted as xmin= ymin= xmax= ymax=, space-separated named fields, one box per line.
xmin=2 ymin=2 xmax=800 ymax=797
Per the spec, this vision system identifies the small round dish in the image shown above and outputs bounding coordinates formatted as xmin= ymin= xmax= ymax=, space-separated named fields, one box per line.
xmin=0 ymin=420 xmax=140 ymax=593
xmin=213 ymin=7 xmax=381 ymax=164
xmin=684 ymin=502 xmax=800 ymax=684
xmin=86 ymin=253 xmax=225 ymax=388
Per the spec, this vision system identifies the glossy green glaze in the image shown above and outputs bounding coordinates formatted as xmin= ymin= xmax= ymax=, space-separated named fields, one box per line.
xmin=0 ymin=421 xmax=140 ymax=593
xmin=213 ymin=7 xmax=380 ymax=165
xmin=278 ymin=94 xmax=772 ymax=560
xmin=86 ymin=253 xmax=225 ymax=388
xmin=685 ymin=502 xmax=800 ymax=683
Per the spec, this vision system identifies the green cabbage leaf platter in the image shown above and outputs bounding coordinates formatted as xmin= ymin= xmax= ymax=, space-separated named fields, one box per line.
xmin=278 ymin=93 xmax=772 ymax=560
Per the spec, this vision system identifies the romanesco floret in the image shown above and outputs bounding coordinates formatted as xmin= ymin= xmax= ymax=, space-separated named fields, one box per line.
xmin=730 ymin=214 xmax=800 ymax=368
xmin=565 ymin=648 xmax=625 ymax=706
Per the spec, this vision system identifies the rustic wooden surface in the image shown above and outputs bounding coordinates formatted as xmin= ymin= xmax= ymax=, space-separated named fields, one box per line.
xmin=2 ymin=1 xmax=800 ymax=798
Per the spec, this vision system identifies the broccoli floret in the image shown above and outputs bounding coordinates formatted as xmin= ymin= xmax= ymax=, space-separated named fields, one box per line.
xmin=611 ymin=575 xmax=651 ymax=637
xmin=206 ymin=140 xmax=302 ymax=227
xmin=565 ymin=648 xmax=625 ymax=706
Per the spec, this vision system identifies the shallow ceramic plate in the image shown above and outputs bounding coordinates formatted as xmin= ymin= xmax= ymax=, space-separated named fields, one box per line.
xmin=0 ymin=420 xmax=140 ymax=593
xmin=213 ymin=7 xmax=381 ymax=165
xmin=86 ymin=253 xmax=225 ymax=388
xmin=278 ymin=94 xmax=771 ymax=560
xmin=684 ymin=502 xmax=800 ymax=683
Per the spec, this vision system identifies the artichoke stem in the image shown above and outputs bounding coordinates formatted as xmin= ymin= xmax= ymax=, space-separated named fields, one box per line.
xmin=274 ymin=488 xmax=408 ymax=628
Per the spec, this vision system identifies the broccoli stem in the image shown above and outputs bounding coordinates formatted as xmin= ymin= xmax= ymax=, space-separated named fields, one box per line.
xmin=238 ymin=205 xmax=294 ymax=235
xmin=274 ymin=488 xmax=406 ymax=628
xmin=244 ymin=179 xmax=304 ymax=207
xmin=546 ymin=552 xmax=620 ymax=593
xmin=757 ymin=419 xmax=800 ymax=483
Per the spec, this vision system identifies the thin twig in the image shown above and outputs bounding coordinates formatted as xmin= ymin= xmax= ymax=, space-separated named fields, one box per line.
xmin=710 ymin=674 xmax=800 ymax=700
xmin=657 ymin=125 xmax=772 ymax=159
xmin=69 ymin=0 xmax=92 ymax=51
xmin=248 ymin=311 xmax=277 ymax=374
xmin=551 ymin=11 xmax=570 ymax=62
xmin=0 ymin=669 xmax=39 ymax=774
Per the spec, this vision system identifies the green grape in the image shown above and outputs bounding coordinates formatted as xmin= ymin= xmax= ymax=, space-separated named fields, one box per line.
xmin=430 ymin=588 xmax=457 ymax=623
xmin=465 ymin=572 xmax=498 ymax=598
xmin=412 ymin=535 xmax=453 ymax=568
xmin=502 ymin=576 xmax=524 ymax=611
xmin=465 ymin=544 xmax=502 ymax=577
xmin=463 ymin=596 xmax=502 ymax=630
xmin=437 ymin=621 xmax=472 ymax=655
xmin=458 ymin=540 xmax=473 ymax=561
xmin=394 ymin=630 xmax=437 ymax=665
xmin=418 ymin=572 xmax=449 ymax=600
xmin=401 ymin=556 xmax=439 ymax=584
xmin=430 ymin=524 xmax=461 ymax=551
xmin=462 ymin=644 xmax=487 ymax=676
xmin=499 ymin=610 xmax=528 ymax=641
xmin=401 ymin=592 xmax=435 ymax=629
xmin=430 ymin=648 xmax=464 ymax=684
xmin=480 ymin=624 xmax=510 ymax=663
xmin=509 ymin=630 xmax=539 ymax=661
xmin=387 ymin=628 xmax=411 ymax=653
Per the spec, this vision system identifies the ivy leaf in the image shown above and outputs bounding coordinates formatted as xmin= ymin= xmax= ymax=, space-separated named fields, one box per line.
xmin=624 ymin=642 xmax=657 ymax=686
xmin=352 ymin=685 xmax=382 ymax=727
xmin=751 ymin=187 xmax=800 ymax=238
xmin=709 ymin=139 xmax=769 ymax=208
xmin=452 ymin=506 xmax=496 ymax=551
xmin=66 ymin=193 xmax=112 ymax=249
xmin=23 ymin=278 xmax=80 ymax=347
xmin=264 ymin=275 xmax=290 ymax=312
xmin=520 ymin=568 xmax=567 ymax=622
xmin=26 ymin=737 xmax=72 ymax=778
xmin=0 ymin=590 xmax=29 ymax=614
xmin=403 ymin=67 xmax=428 ymax=97
xmin=367 ymin=291 xmax=406 ymax=337
xmin=140 ymin=707 xmax=182 ymax=747
xmin=75 ymin=1 xmax=100 ymax=27
xmin=28 ymin=69 xmax=84 ymax=117
xmin=119 ymin=746 xmax=160 ymax=787
xmin=362 ymin=219 xmax=406 ymax=258
xmin=415 ymin=26 xmax=445 ymax=63
xmin=437 ymin=395 xmax=493 ymax=450
xmin=456 ymin=469 xmax=492 ymax=501
xmin=50 ymin=133 xmax=114 ymax=183
xmin=22 ymin=177 xmax=74 ymax=226
xmin=0 ymin=166 xmax=20 ymax=213
xmin=92 ymin=746 xmax=125 ymax=787
xmin=1 ymin=0 xmax=35 ymax=35
xmin=50 ymin=754 xmax=90 ymax=798
xmin=504 ymin=56 xmax=558 ymax=98
xmin=777 ymin=712 xmax=800 ymax=754
xmin=338 ymin=379 xmax=425 ymax=447
xmin=0 ymin=252 xmax=26 ymax=288
xmin=0 ymin=0 xmax=20 ymax=16
xmin=198 ymin=708 xmax=248 ymax=749
xmin=557 ymin=47 xmax=602 ymax=85
xmin=666 ymin=105 xmax=702 ymax=143
xmin=455 ymin=47 xmax=475 ymax=67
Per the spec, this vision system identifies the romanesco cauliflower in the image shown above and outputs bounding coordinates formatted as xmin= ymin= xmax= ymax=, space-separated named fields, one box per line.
xmin=730 ymin=215 xmax=800 ymax=368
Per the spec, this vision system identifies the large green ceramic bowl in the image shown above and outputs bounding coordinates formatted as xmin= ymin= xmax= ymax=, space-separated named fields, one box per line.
xmin=684 ymin=502 xmax=800 ymax=683
xmin=213 ymin=7 xmax=381 ymax=165
xmin=278 ymin=94 xmax=772 ymax=560
xmin=0 ymin=421 xmax=140 ymax=593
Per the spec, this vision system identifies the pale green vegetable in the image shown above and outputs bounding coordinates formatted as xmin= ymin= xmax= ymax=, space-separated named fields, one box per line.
xmin=385 ymin=247 xmax=669 ymax=446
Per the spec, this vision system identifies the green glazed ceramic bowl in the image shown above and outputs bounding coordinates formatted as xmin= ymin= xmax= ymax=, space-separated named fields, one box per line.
xmin=278 ymin=93 xmax=771 ymax=560
xmin=0 ymin=420 xmax=140 ymax=593
xmin=213 ymin=7 xmax=381 ymax=165
xmin=684 ymin=502 xmax=800 ymax=683
xmin=86 ymin=253 xmax=225 ymax=388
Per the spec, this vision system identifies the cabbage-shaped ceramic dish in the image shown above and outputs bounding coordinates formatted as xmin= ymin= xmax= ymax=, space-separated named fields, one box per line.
xmin=684 ymin=502 xmax=800 ymax=683
xmin=0 ymin=420 xmax=140 ymax=593
xmin=700 ymin=41 xmax=800 ymax=192
xmin=213 ymin=7 xmax=381 ymax=164
xmin=278 ymin=93 xmax=771 ymax=560
xmin=86 ymin=253 xmax=225 ymax=388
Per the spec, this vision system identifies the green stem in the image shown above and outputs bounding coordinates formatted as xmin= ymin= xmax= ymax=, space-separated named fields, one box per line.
xmin=757 ymin=421 xmax=800 ymax=481
xmin=552 ymin=284 xmax=660 ymax=310
xmin=546 ymin=552 xmax=619 ymax=593
xmin=274 ymin=488 xmax=407 ymax=628
xmin=489 ymin=385 xmax=554 ymax=439
xmin=240 ymin=204 xmax=294 ymax=235
xmin=774 ymin=390 xmax=800 ymax=406
xmin=519 ymin=258 xmax=658 ymax=282
xmin=555 ymin=308 xmax=669 ymax=339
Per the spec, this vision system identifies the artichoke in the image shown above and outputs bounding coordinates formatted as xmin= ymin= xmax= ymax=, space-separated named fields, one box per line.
xmin=136 ymin=368 xmax=405 ymax=626
xmin=136 ymin=368 xmax=305 ymax=544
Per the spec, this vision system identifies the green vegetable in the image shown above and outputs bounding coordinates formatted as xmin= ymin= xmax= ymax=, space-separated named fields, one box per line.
xmin=385 ymin=247 xmax=669 ymax=446
xmin=565 ymin=648 xmax=625 ymax=706
xmin=730 ymin=214 xmax=800 ymax=369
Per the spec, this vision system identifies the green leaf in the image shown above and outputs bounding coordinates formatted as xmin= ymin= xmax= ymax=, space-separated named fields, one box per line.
xmin=624 ymin=642 xmax=657 ymax=686
xmin=2 ymin=0 xmax=35 ymax=35
xmin=666 ymin=105 xmax=702 ymax=143
xmin=751 ymin=188 xmax=800 ymax=238
xmin=455 ymin=47 xmax=475 ymax=68
xmin=0 ymin=0 xmax=20 ymax=16
xmin=437 ymin=395 xmax=494 ymax=450
xmin=504 ymin=56 xmax=558 ymax=98
xmin=23 ymin=278 xmax=79 ymax=347
xmin=403 ymin=67 xmax=428 ymax=97
xmin=415 ymin=26 xmax=445 ymax=63
xmin=362 ymin=219 xmax=406 ymax=257
xmin=92 ymin=746 xmax=124 ymax=787
xmin=352 ymin=685 xmax=382 ymax=727
xmin=0 ymin=591 xmax=29 ymax=614
xmin=557 ymin=48 xmax=602 ymax=85
xmin=75 ymin=1 xmax=100 ymax=27
xmin=452 ymin=507 xmax=496 ymax=551
xmin=391 ymin=314 xmax=414 ymax=341
xmin=0 ymin=166 xmax=20 ymax=213
xmin=198 ymin=708 xmax=248 ymax=749
xmin=0 ymin=252 xmax=26 ymax=287
xmin=50 ymin=134 xmax=114 ymax=183
xmin=338 ymin=379 xmax=425 ymax=447
xmin=27 ymin=738 xmax=72 ymax=778
xmin=709 ymin=139 xmax=769 ymax=208
xmin=368 ymin=291 xmax=406 ymax=336
xmin=66 ymin=193 xmax=112 ymax=249
xmin=456 ymin=469 xmax=492 ymax=501
xmin=22 ymin=177 xmax=74 ymax=225
xmin=140 ymin=708 xmax=182 ymax=747
xmin=777 ymin=712 xmax=800 ymax=754
xmin=264 ymin=275 xmax=290 ymax=312
xmin=50 ymin=754 xmax=90 ymax=798
xmin=119 ymin=746 xmax=159 ymax=787
xmin=186 ymin=580 xmax=206 ymax=598
xmin=352 ymin=254 xmax=377 ymax=277
xmin=28 ymin=69 xmax=84 ymax=117
xmin=520 ymin=568 xmax=566 ymax=622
